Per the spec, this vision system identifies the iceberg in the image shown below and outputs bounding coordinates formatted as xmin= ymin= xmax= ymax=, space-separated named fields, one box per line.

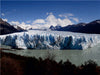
xmin=0 ymin=30 xmax=100 ymax=50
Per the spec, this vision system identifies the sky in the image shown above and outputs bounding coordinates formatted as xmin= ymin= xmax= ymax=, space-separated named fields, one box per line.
xmin=1 ymin=1 xmax=100 ymax=28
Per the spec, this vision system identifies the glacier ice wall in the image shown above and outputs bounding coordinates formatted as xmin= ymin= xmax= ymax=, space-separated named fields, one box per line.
xmin=0 ymin=30 xmax=100 ymax=50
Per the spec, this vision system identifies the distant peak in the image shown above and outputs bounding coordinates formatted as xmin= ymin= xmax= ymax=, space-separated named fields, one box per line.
xmin=89 ymin=19 xmax=100 ymax=24
xmin=49 ymin=25 xmax=62 ymax=30
xmin=95 ymin=20 xmax=100 ymax=23
xmin=77 ymin=23 xmax=86 ymax=26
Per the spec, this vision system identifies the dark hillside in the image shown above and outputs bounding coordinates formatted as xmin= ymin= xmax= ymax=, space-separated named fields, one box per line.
xmin=0 ymin=18 xmax=25 ymax=35
xmin=50 ymin=20 xmax=100 ymax=34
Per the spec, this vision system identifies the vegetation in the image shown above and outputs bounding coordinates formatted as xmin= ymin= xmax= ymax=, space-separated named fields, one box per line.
xmin=0 ymin=51 xmax=100 ymax=75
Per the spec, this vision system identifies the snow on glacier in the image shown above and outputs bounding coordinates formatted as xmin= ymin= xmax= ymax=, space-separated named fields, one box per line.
xmin=0 ymin=30 xmax=100 ymax=50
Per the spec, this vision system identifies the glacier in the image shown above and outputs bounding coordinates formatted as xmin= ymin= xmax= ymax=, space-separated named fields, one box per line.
xmin=0 ymin=30 xmax=100 ymax=50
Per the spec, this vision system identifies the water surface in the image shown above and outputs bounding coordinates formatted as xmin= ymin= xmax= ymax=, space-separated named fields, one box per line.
xmin=3 ymin=44 xmax=100 ymax=66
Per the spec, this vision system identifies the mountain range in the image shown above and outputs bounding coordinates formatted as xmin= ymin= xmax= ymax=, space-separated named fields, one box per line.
xmin=0 ymin=18 xmax=100 ymax=35
xmin=49 ymin=20 xmax=100 ymax=34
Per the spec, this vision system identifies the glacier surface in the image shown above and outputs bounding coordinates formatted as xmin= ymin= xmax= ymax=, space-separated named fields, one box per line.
xmin=0 ymin=30 xmax=100 ymax=50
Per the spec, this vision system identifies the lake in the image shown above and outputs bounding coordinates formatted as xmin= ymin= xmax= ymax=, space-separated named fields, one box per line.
xmin=2 ymin=43 xmax=100 ymax=66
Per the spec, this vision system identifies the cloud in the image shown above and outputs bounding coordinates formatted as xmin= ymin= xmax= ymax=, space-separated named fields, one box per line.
xmin=10 ymin=21 xmax=20 ymax=25
xmin=9 ymin=21 xmax=33 ymax=30
xmin=57 ymin=18 xmax=73 ymax=26
xmin=9 ymin=13 xmax=78 ymax=29
xmin=67 ymin=13 xmax=74 ymax=16
xmin=10 ymin=21 xmax=30 ymax=26
xmin=32 ymin=13 xmax=73 ymax=28
xmin=45 ymin=13 xmax=73 ymax=27
xmin=20 ymin=22 xmax=26 ymax=25
xmin=46 ymin=14 xmax=57 ymax=26
xmin=1 ymin=13 xmax=5 ymax=16
xmin=26 ymin=20 xmax=31 ymax=23
xmin=59 ymin=13 xmax=79 ymax=23
xmin=71 ymin=18 xmax=79 ymax=22
xmin=46 ymin=12 xmax=53 ymax=15
xmin=33 ymin=19 xmax=45 ymax=24
xmin=31 ymin=13 xmax=73 ymax=28
xmin=59 ymin=13 xmax=74 ymax=18
xmin=2 ymin=18 xmax=8 ymax=22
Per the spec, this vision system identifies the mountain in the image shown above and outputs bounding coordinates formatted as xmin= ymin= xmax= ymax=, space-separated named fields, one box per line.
xmin=13 ymin=25 xmax=26 ymax=32
xmin=0 ymin=18 xmax=25 ymax=35
xmin=16 ymin=25 xmax=33 ymax=30
xmin=16 ymin=25 xmax=44 ymax=30
xmin=49 ymin=25 xmax=55 ymax=30
xmin=51 ymin=20 xmax=100 ymax=34
xmin=49 ymin=25 xmax=62 ymax=30
xmin=55 ymin=25 xmax=62 ymax=29
xmin=57 ymin=23 xmax=87 ymax=32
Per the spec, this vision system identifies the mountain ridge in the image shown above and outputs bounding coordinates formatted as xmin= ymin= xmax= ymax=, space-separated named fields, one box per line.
xmin=0 ymin=18 xmax=25 ymax=35
xmin=49 ymin=19 xmax=100 ymax=34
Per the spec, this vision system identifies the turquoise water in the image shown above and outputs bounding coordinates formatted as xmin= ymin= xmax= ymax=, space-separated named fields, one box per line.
xmin=2 ymin=44 xmax=100 ymax=66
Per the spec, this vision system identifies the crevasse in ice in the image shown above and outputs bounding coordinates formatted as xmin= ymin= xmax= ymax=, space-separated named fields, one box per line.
xmin=0 ymin=30 xmax=100 ymax=50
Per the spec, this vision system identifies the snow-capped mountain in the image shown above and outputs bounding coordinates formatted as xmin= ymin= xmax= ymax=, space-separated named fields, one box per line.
xmin=56 ymin=20 xmax=100 ymax=34
xmin=13 ymin=19 xmax=100 ymax=34
xmin=49 ymin=20 xmax=100 ymax=34
xmin=49 ymin=25 xmax=62 ymax=30
xmin=13 ymin=25 xmax=26 ymax=32
xmin=0 ymin=30 xmax=100 ymax=50
xmin=16 ymin=25 xmax=47 ymax=30
xmin=0 ymin=18 xmax=24 ymax=35
xmin=0 ymin=18 xmax=26 ymax=35
xmin=16 ymin=25 xmax=33 ymax=30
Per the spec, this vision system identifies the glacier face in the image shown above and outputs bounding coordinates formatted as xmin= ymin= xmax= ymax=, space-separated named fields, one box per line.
xmin=0 ymin=30 xmax=100 ymax=50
